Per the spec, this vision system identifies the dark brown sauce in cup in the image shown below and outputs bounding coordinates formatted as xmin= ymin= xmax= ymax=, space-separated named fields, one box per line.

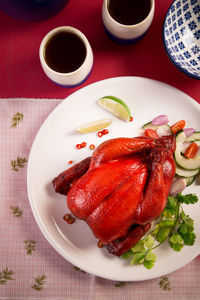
xmin=108 ymin=0 xmax=151 ymax=25
xmin=44 ymin=31 xmax=87 ymax=73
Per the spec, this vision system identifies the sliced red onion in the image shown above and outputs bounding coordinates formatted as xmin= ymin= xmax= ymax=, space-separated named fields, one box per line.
xmin=170 ymin=178 xmax=186 ymax=196
xmin=183 ymin=128 xmax=195 ymax=137
xmin=152 ymin=115 xmax=169 ymax=125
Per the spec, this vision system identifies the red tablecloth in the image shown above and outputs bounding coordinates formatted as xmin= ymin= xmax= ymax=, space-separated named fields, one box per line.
xmin=0 ymin=0 xmax=200 ymax=299
xmin=0 ymin=0 xmax=199 ymax=102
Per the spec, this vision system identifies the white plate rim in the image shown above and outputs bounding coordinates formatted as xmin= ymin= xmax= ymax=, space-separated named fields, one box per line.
xmin=27 ymin=76 xmax=200 ymax=282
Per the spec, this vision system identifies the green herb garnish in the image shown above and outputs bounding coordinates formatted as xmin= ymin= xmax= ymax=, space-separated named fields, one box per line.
xmin=176 ymin=193 xmax=198 ymax=205
xmin=121 ymin=193 xmax=198 ymax=269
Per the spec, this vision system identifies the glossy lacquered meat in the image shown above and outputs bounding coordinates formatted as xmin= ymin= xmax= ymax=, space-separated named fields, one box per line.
xmin=53 ymin=135 xmax=176 ymax=256
xmin=106 ymin=223 xmax=151 ymax=256
xmin=52 ymin=157 xmax=91 ymax=195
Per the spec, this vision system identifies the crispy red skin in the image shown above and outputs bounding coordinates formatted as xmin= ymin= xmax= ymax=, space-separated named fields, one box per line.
xmin=52 ymin=157 xmax=91 ymax=195
xmin=106 ymin=223 xmax=151 ymax=256
xmin=53 ymin=135 xmax=176 ymax=255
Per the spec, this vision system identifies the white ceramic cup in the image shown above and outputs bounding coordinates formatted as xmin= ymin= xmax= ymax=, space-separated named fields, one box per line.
xmin=39 ymin=26 xmax=93 ymax=87
xmin=102 ymin=0 xmax=155 ymax=44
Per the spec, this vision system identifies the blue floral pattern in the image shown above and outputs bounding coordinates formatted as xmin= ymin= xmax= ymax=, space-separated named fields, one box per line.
xmin=163 ymin=0 xmax=200 ymax=79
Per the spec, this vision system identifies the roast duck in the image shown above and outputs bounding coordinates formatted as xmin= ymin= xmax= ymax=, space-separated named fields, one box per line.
xmin=52 ymin=135 xmax=176 ymax=256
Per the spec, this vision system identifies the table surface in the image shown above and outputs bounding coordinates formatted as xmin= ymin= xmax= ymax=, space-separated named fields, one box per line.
xmin=0 ymin=0 xmax=200 ymax=299
xmin=0 ymin=0 xmax=199 ymax=102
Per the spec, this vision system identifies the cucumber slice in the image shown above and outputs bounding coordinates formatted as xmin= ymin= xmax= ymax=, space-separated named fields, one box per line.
xmin=180 ymin=141 xmax=200 ymax=154
xmin=186 ymin=131 xmax=200 ymax=142
xmin=142 ymin=121 xmax=159 ymax=130
xmin=174 ymin=131 xmax=200 ymax=170
xmin=197 ymin=173 xmax=200 ymax=184
xmin=175 ymin=164 xmax=199 ymax=177
xmin=183 ymin=175 xmax=196 ymax=186
xmin=173 ymin=174 xmax=196 ymax=188
xmin=142 ymin=122 xmax=172 ymax=136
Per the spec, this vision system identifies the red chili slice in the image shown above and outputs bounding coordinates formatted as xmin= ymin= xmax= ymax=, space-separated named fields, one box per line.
xmin=63 ymin=213 xmax=75 ymax=224
xmin=89 ymin=144 xmax=95 ymax=150
xmin=76 ymin=144 xmax=82 ymax=149
xmin=81 ymin=142 xmax=87 ymax=148
xmin=98 ymin=241 xmax=105 ymax=248
xmin=102 ymin=129 xmax=109 ymax=135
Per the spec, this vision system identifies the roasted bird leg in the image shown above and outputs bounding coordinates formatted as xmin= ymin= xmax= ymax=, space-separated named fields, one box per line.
xmin=52 ymin=157 xmax=91 ymax=195
xmin=106 ymin=223 xmax=151 ymax=256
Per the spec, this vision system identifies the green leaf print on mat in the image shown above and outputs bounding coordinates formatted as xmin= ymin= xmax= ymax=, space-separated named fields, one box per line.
xmin=24 ymin=240 xmax=36 ymax=255
xmin=31 ymin=274 xmax=47 ymax=291
xmin=159 ymin=276 xmax=171 ymax=291
xmin=11 ymin=112 xmax=24 ymax=128
xmin=11 ymin=157 xmax=27 ymax=171
xmin=10 ymin=206 xmax=23 ymax=217
xmin=115 ymin=282 xmax=127 ymax=288
xmin=0 ymin=268 xmax=14 ymax=285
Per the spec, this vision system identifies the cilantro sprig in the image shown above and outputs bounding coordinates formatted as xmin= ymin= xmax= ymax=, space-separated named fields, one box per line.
xmin=121 ymin=193 xmax=198 ymax=269
xmin=176 ymin=193 xmax=198 ymax=205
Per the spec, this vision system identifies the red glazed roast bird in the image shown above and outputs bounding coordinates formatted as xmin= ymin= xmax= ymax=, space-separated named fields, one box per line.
xmin=52 ymin=135 xmax=176 ymax=256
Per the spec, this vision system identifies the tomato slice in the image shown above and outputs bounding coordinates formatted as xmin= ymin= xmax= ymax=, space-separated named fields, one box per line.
xmin=144 ymin=129 xmax=159 ymax=139
xmin=171 ymin=120 xmax=186 ymax=134
xmin=184 ymin=143 xmax=199 ymax=159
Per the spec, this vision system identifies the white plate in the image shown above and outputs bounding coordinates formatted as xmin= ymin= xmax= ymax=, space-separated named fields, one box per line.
xmin=27 ymin=76 xmax=200 ymax=281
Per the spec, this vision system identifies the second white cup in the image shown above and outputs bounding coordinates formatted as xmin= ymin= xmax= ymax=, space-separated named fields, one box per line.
xmin=39 ymin=26 xmax=93 ymax=87
xmin=102 ymin=0 xmax=155 ymax=44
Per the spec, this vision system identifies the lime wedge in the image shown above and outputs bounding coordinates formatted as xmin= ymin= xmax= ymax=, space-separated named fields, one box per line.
xmin=98 ymin=96 xmax=131 ymax=121
xmin=76 ymin=118 xmax=112 ymax=133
